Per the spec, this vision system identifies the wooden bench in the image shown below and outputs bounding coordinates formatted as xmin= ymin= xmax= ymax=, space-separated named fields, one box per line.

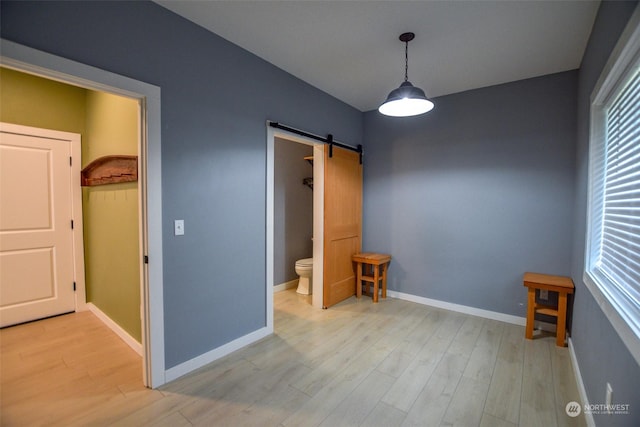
xmin=523 ymin=272 xmax=574 ymax=347
xmin=352 ymin=253 xmax=391 ymax=303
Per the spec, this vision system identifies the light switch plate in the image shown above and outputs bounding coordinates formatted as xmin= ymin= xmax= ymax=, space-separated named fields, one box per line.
xmin=174 ymin=219 xmax=184 ymax=236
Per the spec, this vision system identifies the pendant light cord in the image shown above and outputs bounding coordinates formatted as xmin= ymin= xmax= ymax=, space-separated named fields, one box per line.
xmin=404 ymin=40 xmax=409 ymax=82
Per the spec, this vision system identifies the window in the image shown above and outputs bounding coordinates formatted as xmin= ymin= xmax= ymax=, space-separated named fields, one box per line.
xmin=586 ymin=10 xmax=640 ymax=364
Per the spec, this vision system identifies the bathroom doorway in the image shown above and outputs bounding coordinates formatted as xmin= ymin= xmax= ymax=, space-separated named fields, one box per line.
xmin=266 ymin=127 xmax=324 ymax=329
xmin=273 ymin=137 xmax=314 ymax=301
xmin=267 ymin=124 xmax=363 ymax=326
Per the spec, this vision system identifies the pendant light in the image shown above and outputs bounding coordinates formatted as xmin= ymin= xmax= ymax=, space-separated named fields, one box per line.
xmin=378 ymin=32 xmax=434 ymax=117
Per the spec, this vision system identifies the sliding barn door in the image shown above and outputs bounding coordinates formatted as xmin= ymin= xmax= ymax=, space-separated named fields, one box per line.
xmin=323 ymin=145 xmax=362 ymax=308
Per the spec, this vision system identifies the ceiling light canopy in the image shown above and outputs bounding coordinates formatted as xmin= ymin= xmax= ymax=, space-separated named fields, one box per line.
xmin=379 ymin=32 xmax=434 ymax=117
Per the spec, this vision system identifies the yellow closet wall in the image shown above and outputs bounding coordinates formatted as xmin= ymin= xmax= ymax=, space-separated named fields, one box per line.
xmin=0 ymin=68 xmax=141 ymax=342
xmin=0 ymin=67 xmax=86 ymax=133
xmin=83 ymin=91 xmax=140 ymax=342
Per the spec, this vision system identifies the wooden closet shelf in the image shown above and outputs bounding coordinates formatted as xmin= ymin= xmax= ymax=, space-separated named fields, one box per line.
xmin=81 ymin=155 xmax=138 ymax=186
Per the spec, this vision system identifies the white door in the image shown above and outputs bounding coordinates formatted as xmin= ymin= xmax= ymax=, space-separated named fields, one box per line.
xmin=0 ymin=124 xmax=76 ymax=327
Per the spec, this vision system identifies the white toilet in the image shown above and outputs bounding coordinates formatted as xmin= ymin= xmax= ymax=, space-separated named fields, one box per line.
xmin=294 ymin=258 xmax=313 ymax=295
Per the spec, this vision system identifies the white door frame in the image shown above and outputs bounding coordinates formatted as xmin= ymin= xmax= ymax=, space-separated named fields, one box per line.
xmin=0 ymin=39 xmax=166 ymax=388
xmin=266 ymin=124 xmax=324 ymax=325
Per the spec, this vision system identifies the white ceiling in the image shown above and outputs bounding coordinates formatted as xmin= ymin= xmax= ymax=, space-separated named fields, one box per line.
xmin=155 ymin=0 xmax=600 ymax=112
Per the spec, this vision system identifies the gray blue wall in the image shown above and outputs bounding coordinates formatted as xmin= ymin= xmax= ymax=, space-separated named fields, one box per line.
xmin=571 ymin=2 xmax=640 ymax=426
xmin=274 ymin=138 xmax=314 ymax=286
xmin=363 ymin=71 xmax=577 ymax=317
xmin=0 ymin=0 xmax=362 ymax=368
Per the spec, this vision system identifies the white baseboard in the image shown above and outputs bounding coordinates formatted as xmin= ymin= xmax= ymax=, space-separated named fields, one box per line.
xmin=164 ymin=326 xmax=271 ymax=383
xmin=274 ymin=279 xmax=298 ymax=293
xmin=386 ymin=290 xmax=526 ymax=326
xmin=86 ymin=303 xmax=142 ymax=356
xmin=569 ymin=338 xmax=596 ymax=427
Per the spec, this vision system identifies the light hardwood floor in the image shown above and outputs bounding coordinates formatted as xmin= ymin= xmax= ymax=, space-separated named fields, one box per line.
xmin=1 ymin=290 xmax=586 ymax=426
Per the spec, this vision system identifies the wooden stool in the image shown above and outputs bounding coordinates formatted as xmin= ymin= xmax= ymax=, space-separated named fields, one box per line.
xmin=352 ymin=253 xmax=391 ymax=303
xmin=523 ymin=272 xmax=574 ymax=347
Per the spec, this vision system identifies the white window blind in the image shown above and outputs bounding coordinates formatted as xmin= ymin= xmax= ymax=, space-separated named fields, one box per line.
xmin=587 ymin=45 xmax=640 ymax=346
xmin=599 ymin=70 xmax=640 ymax=297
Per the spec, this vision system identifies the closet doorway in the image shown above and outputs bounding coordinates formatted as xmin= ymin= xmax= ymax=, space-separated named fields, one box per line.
xmin=1 ymin=40 xmax=164 ymax=387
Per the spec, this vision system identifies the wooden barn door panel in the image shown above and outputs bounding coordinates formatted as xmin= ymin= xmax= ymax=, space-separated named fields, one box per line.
xmin=323 ymin=145 xmax=362 ymax=308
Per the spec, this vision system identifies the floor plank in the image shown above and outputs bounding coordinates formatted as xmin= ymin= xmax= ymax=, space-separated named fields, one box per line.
xmin=483 ymin=323 xmax=525 ymax=424
xmin=519 ymin=339 xmax=559 ymax=427
xmin=441 ymin=375 xmax=491 ymax=426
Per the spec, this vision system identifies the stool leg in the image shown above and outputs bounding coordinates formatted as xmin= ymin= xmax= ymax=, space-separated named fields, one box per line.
xmin=373 ymin=265 xmax=380 ymax=303
xmin=381 ymin=263 xmax=388 ymax=299
xmin=557 ymin=292 xmax=568 ymax=347
xmin=356 ymin=262 xmax=362 ymax=298
xmin=526 ymin=287 xmax=535 ymax=340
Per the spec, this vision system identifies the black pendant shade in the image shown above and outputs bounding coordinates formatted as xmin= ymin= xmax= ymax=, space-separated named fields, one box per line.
xmin=378 ymin=32 xmax=434 ymax=117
